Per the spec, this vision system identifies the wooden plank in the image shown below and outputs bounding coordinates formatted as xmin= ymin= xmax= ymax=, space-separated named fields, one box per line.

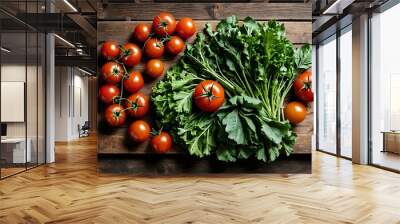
xmin=98 ymin=2 xmax=312 ymax=21
xmin=98 ymin=154 xmax=311 ymax=174
xmin=97 ymin=20 xmax=311 ymax=44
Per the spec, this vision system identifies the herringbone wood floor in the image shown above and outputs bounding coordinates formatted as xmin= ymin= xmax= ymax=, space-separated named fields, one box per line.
xmin=1 ymin=135 xmax=400 ymax=224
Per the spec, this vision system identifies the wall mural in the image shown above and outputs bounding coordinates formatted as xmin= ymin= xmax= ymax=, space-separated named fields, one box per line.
xmin=97 ymin=2 xmax=313 ymax=174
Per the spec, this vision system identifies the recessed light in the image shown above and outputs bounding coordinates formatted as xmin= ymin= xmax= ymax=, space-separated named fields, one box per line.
xmin=63 ymin=0 xmax=78 ymax=12
xmin=54 ymin=34 xmax=75 ymax=48
xmin=1 ymin=47 xmax=11 ymax=53
xmin=77 ymin=67 xmax=93 ymax=76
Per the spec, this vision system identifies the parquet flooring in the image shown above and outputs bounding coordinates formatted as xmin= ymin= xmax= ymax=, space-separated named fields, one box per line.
xmin=1 ymin=135 xmax=400 ymax=224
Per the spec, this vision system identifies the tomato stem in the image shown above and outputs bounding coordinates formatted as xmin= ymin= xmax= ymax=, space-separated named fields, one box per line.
xmin=113 ymin=60 xmax=129 ymax=107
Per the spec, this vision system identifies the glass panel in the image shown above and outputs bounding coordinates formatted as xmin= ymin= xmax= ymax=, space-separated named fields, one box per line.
xmin=317 ymin=36 xmax=337 ymax=154
xmin=26 ymin=0 xmax=39 ymax=169
xmin=339 ymin=28 xmax=352 ymax=158
xmin=27 ymin=30 xmax=38 ymax=169
xmin=38 ymin=32 xmax=46 ymax=165
xmin=371 ymin=3 xmax=400 ymax=171
xmin=0 ymin=6 xmax=28 ymax=177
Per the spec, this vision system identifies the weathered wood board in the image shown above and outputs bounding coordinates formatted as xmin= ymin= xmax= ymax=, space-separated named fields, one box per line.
xmin=97 ymin=2 xmax=312 ymax=173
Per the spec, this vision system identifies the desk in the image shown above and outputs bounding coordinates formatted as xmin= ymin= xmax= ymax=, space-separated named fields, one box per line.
xmin=1 ymin=138 xmax=31 ymax=163
xmin=382 ymin=131 xmax=400 ymax=154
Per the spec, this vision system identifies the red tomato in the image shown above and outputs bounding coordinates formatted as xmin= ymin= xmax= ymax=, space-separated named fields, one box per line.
xmin=98 ymin=84 xmax=120 ymax=104
xmin=101 ymin=40 xmax=120 ymax=60
xmin=124 ymin=93 xmax=149 ymax=118
xmin=144 ymin=38 xmax=165 ymax=59
xmin=166 ymin=36 xmax=185 ymax=55
xmin=151 ymin=131 xmax=173 ymax=153
xmin=193 ymin=80 xmax=225 ymax=112
xmin=101 ymin=62 xmax=124 ymax=85
xmin=284 ymin=101 xmax=307 ymax=125
xmin=145 ymin=59 xmax=164 ymax=78
xmin=152 ymin=12 xmax=176 ymax=36
xmin=133 ymin=23 xmax=151 ymax=43
xmin=104 ymin=104 xmax=126 ymax=127
xmin=128 ymin=120 xmax=151 ymax=142
xmin=123 ymin=71 xmax=144 ymax=94
xmin=120 ymin=43 xmax=142 ymax=67
xmin=176 ymin=18 xmax=196 ymax=40
xmin=293 ymin=70 xmax=313 ymax=103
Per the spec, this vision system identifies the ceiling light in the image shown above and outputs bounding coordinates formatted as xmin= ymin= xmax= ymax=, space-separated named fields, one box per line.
xmin=63 ymin=0 xmax=78 ymax=12
xmin=77 ymin=67 xmax=93 ymax=76
xmin=54 ymin=34 xmax=75 ymax=48
xmin=1 ymin=47 xmax=11 ymax=53
xmin=322 ymin=0 xmax=355 ymax=15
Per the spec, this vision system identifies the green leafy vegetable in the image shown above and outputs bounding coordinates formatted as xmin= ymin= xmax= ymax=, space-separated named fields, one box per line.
xmin=152 ymin=16 xmax=311 ymax=162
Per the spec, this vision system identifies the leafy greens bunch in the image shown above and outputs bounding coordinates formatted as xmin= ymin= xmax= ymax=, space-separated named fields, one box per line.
xmin=152 ymin=16 xmax=311 ymax=162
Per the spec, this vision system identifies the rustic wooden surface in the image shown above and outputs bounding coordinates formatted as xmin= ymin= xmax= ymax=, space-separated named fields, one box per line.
xmin=98 ymin=154 xmax=311 ymax=174
xmin=97 ymin=2 xmax=312 ymax=171
xmin=2 ymin=136 xmax=400 ymax=223
xmin=98 ymin=2 xmax=311 ymax=21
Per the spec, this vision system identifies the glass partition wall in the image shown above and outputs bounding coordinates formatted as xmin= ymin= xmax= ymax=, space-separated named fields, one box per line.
xmin=317 ymin=35 xmax=337 ymax=155
xmin=370 ymin=3 xmax=400 ymax=171
xmin=316 ymin=26 xmax=353 ymax=159
xmin=0 ymin=1 xmax=46 ymax=179
xmin=339 ymin=26 xmax=352 ymax=159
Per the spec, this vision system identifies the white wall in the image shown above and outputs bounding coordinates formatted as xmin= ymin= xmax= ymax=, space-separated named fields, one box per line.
xmin=1 ymin=63 xmax=46 ymax=164
xmin=54 ymin=66 xmax=89 ymax=141
xmin=1 ymin=65 xmax=36 ymax=138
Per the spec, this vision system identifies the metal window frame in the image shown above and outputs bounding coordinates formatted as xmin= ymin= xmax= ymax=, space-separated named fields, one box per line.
xmin=367 ymin=0 xmax=400 ymax=173
xmin=315 ymin=20 xmax=353 ymax=161
xmin=0 ymin=0 xmax=47 ymax=180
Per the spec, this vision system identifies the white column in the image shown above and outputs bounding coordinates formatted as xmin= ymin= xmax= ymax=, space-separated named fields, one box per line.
xmin=46 ymin=33 xmax=55 ymax=163
xmin=352 ymin=14 xmax=369 ymax=164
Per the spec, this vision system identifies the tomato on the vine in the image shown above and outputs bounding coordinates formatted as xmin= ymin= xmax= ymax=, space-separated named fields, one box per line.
xmin=145 ymin=59 xmax=164 ymax=78
xmin=166 ymin=36 xmax=185 ymax=55
xmin=152 ymin=12 xmax=176 ymax=36
xmin=124 ymin=93 xmax=149 ymax=118
xmin=176 ymin=17 xmax=196 ymax=40
xmin=133 ymin=23 xmax=151 ymax=43
xmin=193 ymin=80 xmax=225 ymax=112
xmin=293 ymin=70 xmax=313 ymax=103
xmin=144 ymin=38 xmax=165 ymax=58
xmin=120 ymin=43 xmax=142 ymax=67
xmin=99 ymin=84 xmax=120 ymax=104
xmin=151 ymin=131 xmax=173 ymax=153
xmin=284 ymin=101 xmax=307 ymax=125
xmin=124 ymin=71 xmax=144 ymax=94
xmin=101 ymin=40 xmax=120 ymax=60
xmin=101 ymin=62 xmax=124 ymax=85
xmin=104 ymin=104 xmax=126 ymax=127
xmin=128 ymin=120 xmax=151 ymax=143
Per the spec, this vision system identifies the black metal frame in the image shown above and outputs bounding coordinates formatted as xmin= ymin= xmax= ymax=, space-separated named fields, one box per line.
xmin=367 ymin=0 xmax=400 ymax=172
xmin=316 ymin=0 xmax=400 ymax=170
xmin=0 ymin=0 xmax=47 ymax=180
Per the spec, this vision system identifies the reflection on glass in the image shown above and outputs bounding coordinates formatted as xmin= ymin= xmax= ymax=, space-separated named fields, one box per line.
xmin=340 ymin=28 xmax=352 ymax=158
xmin=371 ymin=4 xmax=400 ymax=171
xmin=317 ymin=36 xmax=337 ymax=154
xmin=0 ymin=0 xmax=47 ymax=179
xmin=1 ymin=30 xmax=27 ymax=177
